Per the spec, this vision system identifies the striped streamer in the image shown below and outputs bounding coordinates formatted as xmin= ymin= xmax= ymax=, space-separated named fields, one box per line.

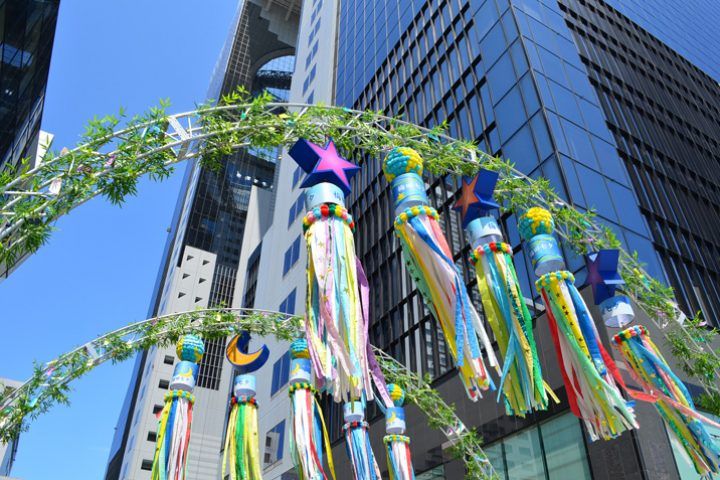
xmin=222 ymin=396 xmax=262 ymax=480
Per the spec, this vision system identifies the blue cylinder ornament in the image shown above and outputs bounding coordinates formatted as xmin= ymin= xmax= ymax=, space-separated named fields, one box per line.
xmin=600 ymin=295 xmax=635 ymax=328
xmin=170 ymin=360 xmax=199 ymax=391
xmin=519 ymin=208 xmax=565 ymax=276
xmin=343 ymin=401 xmax=365 ymax=423
xmin=466 ymin=215 xmax=503 ymax=248
xmin=305 ymin=182 xmax=345 ymax=210
xmin=289 ymin=339 xmax=313 ymax=384
xmin=233 ymin=374 xmax=257 ymax=398
xmin=384 ymin=147 xmax=428 ymax=215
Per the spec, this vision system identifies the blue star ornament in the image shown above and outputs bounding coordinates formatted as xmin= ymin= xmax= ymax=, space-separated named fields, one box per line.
xmin=452 ymin=169 xmax=500 ymax=228
xmin=585 ymin=249 xmax=624 ymax=304
xmin=289 ymin=138 xmax=360 ymax=196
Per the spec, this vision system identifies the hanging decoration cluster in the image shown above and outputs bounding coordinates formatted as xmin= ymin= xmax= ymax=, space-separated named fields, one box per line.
xmin=290 ymin=138 xmax=390 ymax=477
xmin=383 ymin=384 xmax=415 ymax=480
xmin=287 ymin=338 xmax=336 ymax=480
xmin=457 ymin=169 xmax=555 ymax=416
xmin=614 ymin=326 xmax=720 ymax=477
xmin=383 ymin=147 xmax=498 ymax=401
xmin=520 ymin=207 xmax=637 ymax=440
xmin=151 ymin=334 xmax=205 ymax=480
xmin=222 ymin=332 xmax=269 ymax=480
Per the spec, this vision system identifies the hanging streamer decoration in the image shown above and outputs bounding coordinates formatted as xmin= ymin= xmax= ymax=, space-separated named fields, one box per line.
xmin=151 ymin=334 xmax=205 ymax=480
xmin=344 ymin=401 xmax=382 ymax=480
xmin=289 ymin=138 xmax=390 ymax=406
xmin=287 ymin=338 xmax=336 ymax=480
xmin=585 ymin=249 xmax=635 ymax=328
xmin=383 ymin=384 xmax=415 ymax=480
xmin=614 ymin=326 xmax=720 ymax=476
xmin=457 ymin=170 xmax=554 ymax=416
xmin=222 ymin=332 xmax=268 ymax=480
xmin=383 ymin=147 xmax=498 ymax=401
xmin=520 ymin=207 xmax=637 ymax=440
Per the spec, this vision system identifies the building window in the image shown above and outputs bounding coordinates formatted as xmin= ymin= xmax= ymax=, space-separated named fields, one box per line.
xmin=196 ymin=337 xmax=225 ymax=390
xmin=282 ymin=236 xmax=301 ymax=275
xmin=306 ymin=91 xmax=315 ymax=104
xmin=292 ymin=165 xmax=304 ymax=188
xmin=287 ymin=193 xmax=305 ymax=227
xmin=152 ymin=404 xmax=163 ymax=415
xmin=279 ymin=289 xmax=296 ymax=315
xmin=141 ymin=459 xmax=153 ymax=471
xmin=264 ymin=420 xmax=285 ymax=467
xmin=270 ymin=353 xmax=291 ymax=396
xmin=158 ymin=379 xmax=169 ymax=390
xmin=303 ymin=65 xmax=317 ymax=94
xmin=163 ymin=355 xmax=174 ymax=365
xmin=147 ymin=431 xmax=157 ymax=442
xmin=484 ymin=413 xmax=591 ymax=479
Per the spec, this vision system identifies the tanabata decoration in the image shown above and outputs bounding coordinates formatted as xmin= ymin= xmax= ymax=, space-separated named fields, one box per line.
xmin=520 ymin=207 xmax=637 ymax=440
xmin=383 ymin=147 xmax=498 ymax=401
xmin=458 ymin=170 xmax=554 ymax=416
xmin=585 ymin=249 xmax=635 ymax=328
xmin=344 ymin=401 xmax=382 ymax=480
xmin=151 ymin=334 xmax=205 ymax=480
xmin=287 ymin=339 xmax=336 ymax=480
xmin=383 ymin=384 xmax=415 ymax=480
xmin=290 ymin=138 xmax=389 ymax=405
xmin=222 ymin=333 xmax=268 ymax=480
xmin=614 ymin=326 xmax=720 ymax=476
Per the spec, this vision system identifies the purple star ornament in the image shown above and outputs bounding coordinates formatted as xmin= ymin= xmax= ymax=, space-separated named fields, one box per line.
xmin=289 ymin=138 xmax=360 ymax=196
xmin=585 ymin=249 xmax=624 ymax=305
xmin=452 ymin=169 xmax=500 ymax=228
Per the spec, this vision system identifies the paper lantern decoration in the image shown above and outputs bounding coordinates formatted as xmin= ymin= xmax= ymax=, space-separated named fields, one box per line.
xmin=343 ymin=401 xmax=382 ymax=480
xmin=383 ymin=147 xmax=498 ymax=401
xmin=151 ymin=334 xmax=205 ymax=479
xmin=458 ymin=170 xmax=554 ymax=416
xmin=287 ymin=339 xmax=336 ymax=479
xmin=520 ymin=208 xmax=637 ymax=440
xmin=614 ymin=326 xmax=720 ymax=476
xmin=289 ymin=138 xmax=389 ymax=405
xmin=383 ymin=384 xmax=415 ymax=480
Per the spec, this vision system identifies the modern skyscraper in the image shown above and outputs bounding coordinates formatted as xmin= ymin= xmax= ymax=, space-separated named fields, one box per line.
xmin=105 ymin=2 xmax=299 ymax=479
xmin=0 ymin=0 xmax=60 ymax=172
xmin=325 ymin=0 xmax=720 ymax=478
xmin=0 ymin=378 xmax=22 ymax=478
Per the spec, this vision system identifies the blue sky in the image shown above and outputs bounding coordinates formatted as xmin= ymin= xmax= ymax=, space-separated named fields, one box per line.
xmin=0 ymin=2 xmax=237 ymax=477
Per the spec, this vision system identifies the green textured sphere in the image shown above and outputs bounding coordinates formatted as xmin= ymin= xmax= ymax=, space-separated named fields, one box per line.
xmin=176 ymin=334 xmax=205 ymax=363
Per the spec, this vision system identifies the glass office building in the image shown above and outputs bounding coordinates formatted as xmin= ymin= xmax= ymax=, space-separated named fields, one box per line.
xmin=0 ymin=0 xmax=60 ymax=171
xmin=333 ymin=0 xmax=720 ymax=478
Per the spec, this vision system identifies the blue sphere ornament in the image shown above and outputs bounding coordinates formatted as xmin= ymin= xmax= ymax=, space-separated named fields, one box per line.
xmin=176 ymin=334 xmax=205 ymax=363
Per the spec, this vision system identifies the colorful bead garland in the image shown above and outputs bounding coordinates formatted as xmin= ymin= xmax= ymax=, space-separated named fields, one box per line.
xmin=164 ymin=390 xmax=195 ymax=404
xmin=535 ymin=270 xmax=574 ymax=289
xmin=613 ymin=325 xmax=648 ymax=344
xmin=231 ymin=395 xmax=258 ymax=407
xmin=382 ymin=434 xmax=410 ymax=445
xmin=303 ymin=203 xmax=355 ymax=232
xmin=468 ymin=242 xmax=513 ymax=264
xmin=342 ymin=421 xmax=370 ymax=431
xmin=288 ymin=382 xmax=318 ymax=395
xmin=393 ymin=205 xmax=439 ymax=227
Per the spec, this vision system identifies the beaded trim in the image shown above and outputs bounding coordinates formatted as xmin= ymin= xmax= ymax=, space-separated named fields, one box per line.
xmin=535 ymin=270 xmax=574 ymax=289
xmin=394 ymin=205 xmax=439 ymax=226
xmin=231 ymin=395 xmax=258 ymax=407
xmin=383 ymin=434 xmax=410 ymax=445
xmin=165 ymin=390 xmax=195 ymax=404
xmin=303 ymin=203 xmax=355 ymax=232
xmin=469 ymin=242 xmax=512 ymax=265
xmin=343 ymin=421 xmax=369 ymax=431
xmin=288 ymin=382 xmax=318 ymax=395
xmin=613 ymin=325 xmax=648 ymax=344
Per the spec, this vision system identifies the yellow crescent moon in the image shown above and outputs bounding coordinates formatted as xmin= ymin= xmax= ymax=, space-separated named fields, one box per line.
xmin=226 ymin=335 xmax=267 ymax=367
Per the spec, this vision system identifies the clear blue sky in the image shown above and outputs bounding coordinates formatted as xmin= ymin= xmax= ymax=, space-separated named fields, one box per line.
xmin=0 ymin=2 xmax=237 ymax=478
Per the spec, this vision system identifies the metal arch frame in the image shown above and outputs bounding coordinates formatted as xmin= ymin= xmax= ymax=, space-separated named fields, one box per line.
xmin=0 ymin=306 xmax=497 ymax=478
xmin=0 ymin=101 xmax=714 ymax=389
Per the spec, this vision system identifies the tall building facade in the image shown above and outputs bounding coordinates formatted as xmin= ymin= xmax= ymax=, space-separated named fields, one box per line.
xmin=105 ymin=2 xmax=299 ymax=479
xmin=0 ymin=0 xmax=60 ymax=172
xmin=326 ymin=0 xmax=720 ymax=478
xmin=0 ymin=378 xmax=21 ymax=478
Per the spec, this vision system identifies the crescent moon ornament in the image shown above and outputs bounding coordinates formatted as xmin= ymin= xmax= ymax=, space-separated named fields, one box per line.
xmin=226 ymin=331 xmax=270 ymax=373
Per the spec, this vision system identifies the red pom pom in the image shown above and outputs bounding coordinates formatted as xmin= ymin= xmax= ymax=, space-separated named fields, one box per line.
xmin=320 ymin=204 xmax=330 ymax=217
